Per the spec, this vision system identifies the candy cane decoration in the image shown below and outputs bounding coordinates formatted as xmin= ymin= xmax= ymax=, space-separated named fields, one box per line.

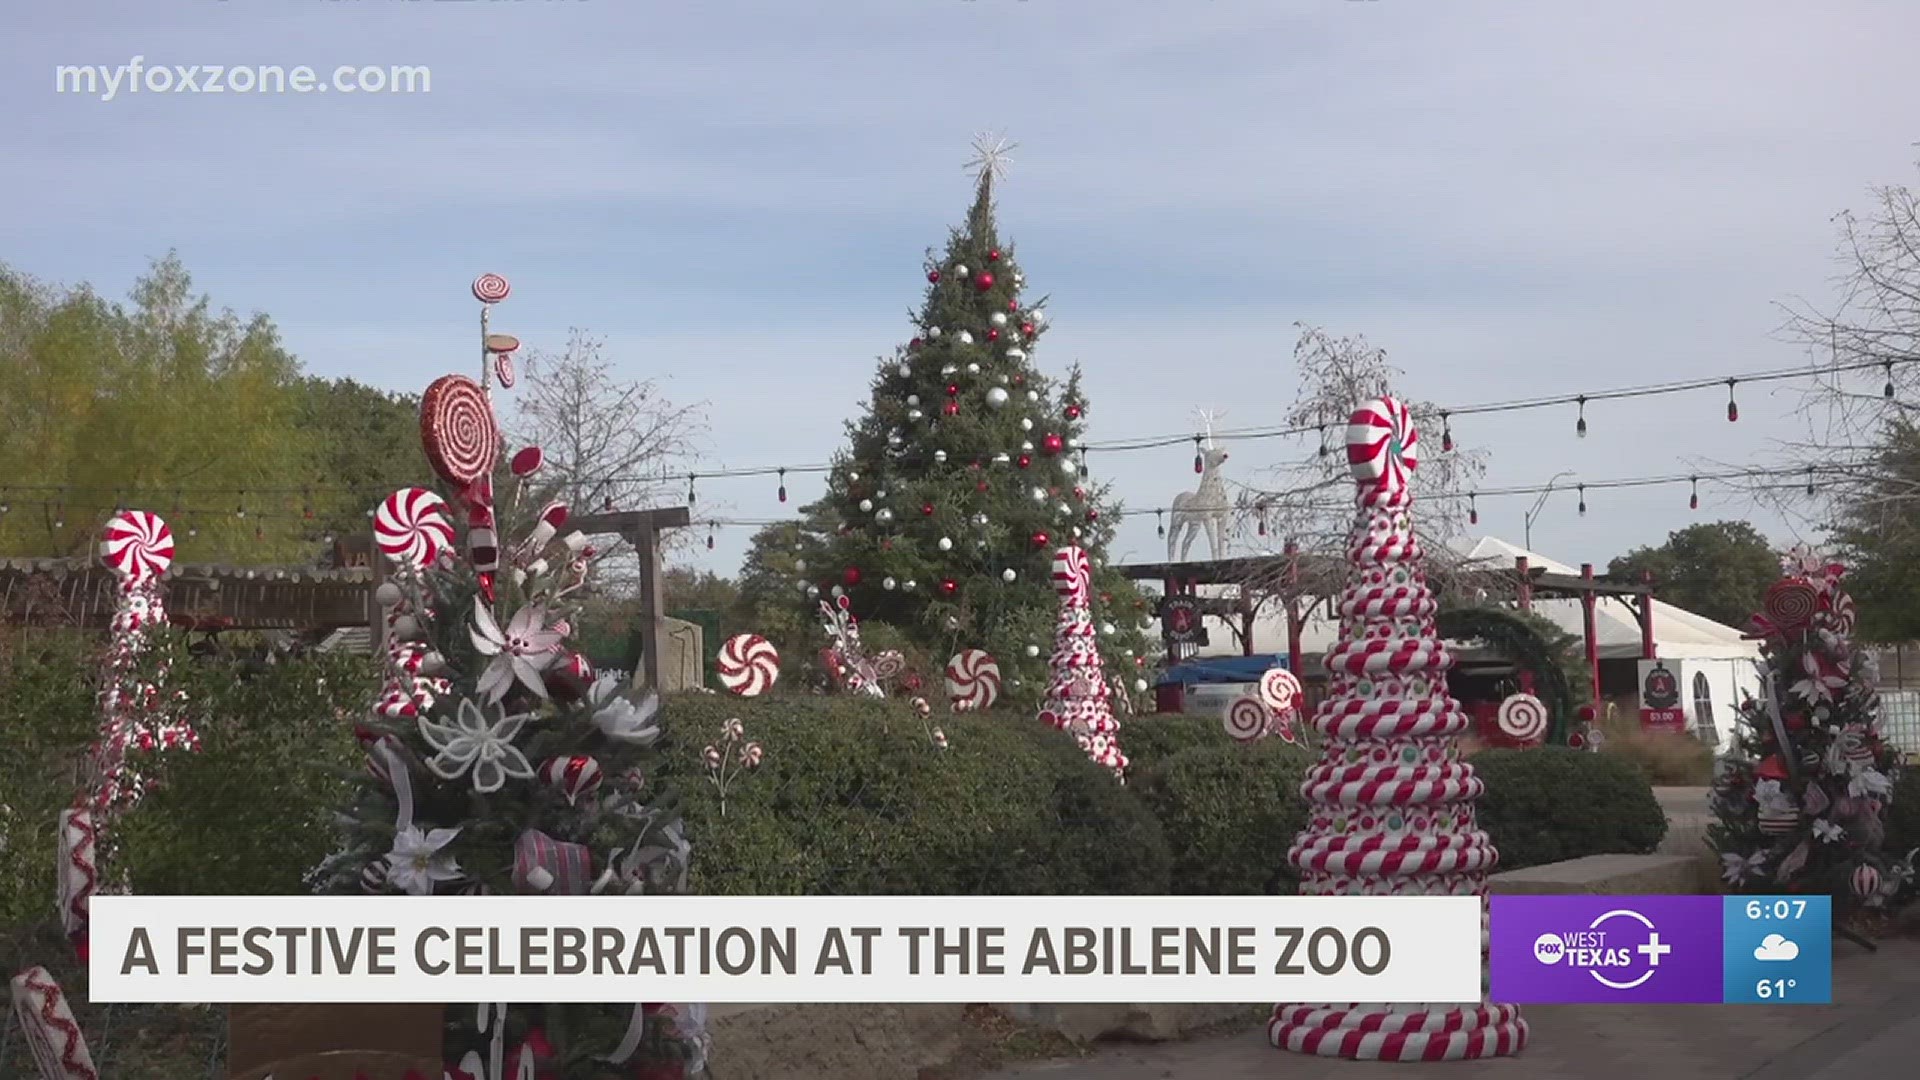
xmin=57 ymin=809 xmax=98 ymax=944
xmin=716 ymin=634 xmax=780 ymax=696
xmin=10 ymin=967 xmax=98 ymax=1080
xmin=98 ymin=509 xmax=173 ymax=581
xmin=945 ymin=649 xmax=1001 ymax=711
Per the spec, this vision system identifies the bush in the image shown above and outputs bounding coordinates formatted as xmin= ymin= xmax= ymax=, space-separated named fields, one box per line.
xmin=666 ymin=694 xmax=1172 ymax=895
xmin=1114 ymin=711 xmax=1227 ymax=766
xmin=1597 ymin=707 xmax=1715 ymax=785
xmin=1888 ymin=766 xmax=1920 ymax=901
xmin=1133 ymin=740 xmax=1315 ymax=895
xmin=1473 ymin=748 xmax=1669 ymax=871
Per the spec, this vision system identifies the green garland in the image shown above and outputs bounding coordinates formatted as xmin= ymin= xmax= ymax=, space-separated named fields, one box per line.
xmin=1436 ymin=605 xmax=1592 ymax=744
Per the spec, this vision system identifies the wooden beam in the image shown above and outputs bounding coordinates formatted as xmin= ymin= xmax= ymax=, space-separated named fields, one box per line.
xmin=567 ymin=507 xmax=691 ymax=536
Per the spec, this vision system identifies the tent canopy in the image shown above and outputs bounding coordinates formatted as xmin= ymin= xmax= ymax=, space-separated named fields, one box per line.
xmin=1190 ymin=536 xmax=1760 ymax=664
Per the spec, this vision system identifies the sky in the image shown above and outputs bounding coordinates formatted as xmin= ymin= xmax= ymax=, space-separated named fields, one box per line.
xmin=4 ymin=0 xmax=1918 ymax=579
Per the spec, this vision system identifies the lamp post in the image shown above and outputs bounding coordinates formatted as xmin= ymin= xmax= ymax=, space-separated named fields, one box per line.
xmin=1524 ymin=471 xmax=1576 ymax=551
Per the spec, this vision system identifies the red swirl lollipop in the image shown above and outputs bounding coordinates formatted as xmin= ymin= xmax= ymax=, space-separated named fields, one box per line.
xmin=1762 ymin=578 xmax=1819 ymax=632
xmin=1223 ymin=695 xmax=1269 ymax=742
xmin=374 ymin=487 xmax=454 ymax=568
xmin=420 ymin=374 xmax=500 ymax=488
xmin=1495 ymin=692 xmax=1549 ymax=744
xmin=716 ymin=633 xmax=781 ymax=696
xmin=99 ymin=509 xmax=173 ymax=581
xmin=1050 ymin=546 xmax=1090 ymax=598
xmin=472 ymin=273 xmax=511 ymax=304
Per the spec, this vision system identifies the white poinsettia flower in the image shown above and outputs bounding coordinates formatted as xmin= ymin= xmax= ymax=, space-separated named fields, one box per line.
xmin=1790 ymin=651 xmax=1846 ymax=705
xmin=1752 ymin=779 xmax=1795 ymax=813
xmin=591 ymin=684 xmax=662 ymax=745
xmin=418 ymin=698 xmax=537 ymax=793
xmin=1720 ymin=851 xmax=1767 ymax=885
xmin=1848 ymin=768 xmax=1893 ymax=799
xmin=469 ymin=601 xmax=563 ymax=703
xmin=1811 ymin=819 xmax=1845 ymax=843
xmin=384 ymin=825 xmax=461 ymax=895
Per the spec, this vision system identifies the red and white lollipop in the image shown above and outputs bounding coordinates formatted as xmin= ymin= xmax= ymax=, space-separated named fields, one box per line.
xmin=99 ymin=509 xmax=173 ymax=581
xmin=10 ymin=967 xmax=97 ymax=1080
xmin=472 ymin=272 xmax=511 ymax=304
xmin=541 ymin=754 xmax=603 ymax=806
xmin=1346 ymin=396 xmax=1419 ymax=492
xmin=1495 ymin=692 xmax=1549 ymax=744
xmin=1050 ymin=546 xmax=1090 ymax=597
xmin=1259 ymin=667 xmax=1303 ymax=714
xmin=420 ymin=374 xmax=501 ymax=488
xmin=374 ymin=487 xmax=454 ymax=568
xmin=945 ymin=649 xmax=1001 ymax=711
xmin=1224 ymin=694 xmax=1270 ymax=742
xmin=717 ymin=633 xmax=781 ymax=696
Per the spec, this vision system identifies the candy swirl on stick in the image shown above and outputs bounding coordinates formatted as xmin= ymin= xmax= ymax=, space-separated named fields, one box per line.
xmin=716 ymin=634 xmax=780 ymax=696
xmin=374 ymin=487 xmax=454 ymax=568
xmin=1495 ymin=692 xmax=1549 ymax=744
xmin=1259 ymin=668 xmax=1303 ymax=713
xmin=1345 ymin=396 xmax=1419 ymax=492
xmin=1762 ymin=578 xmax=1819 ymax=632
xmin=420 ymin=374 xmax=500 ymax=488
xmin=99 ymin=509 xmax=173 ymax=581
xmin=1223 ymin=694 xmax=1269 ymax=742
xmin=471 ymin=272 xmax=511 ymax=304
xmin=945 ymin=649 xmax=1001 ymax=711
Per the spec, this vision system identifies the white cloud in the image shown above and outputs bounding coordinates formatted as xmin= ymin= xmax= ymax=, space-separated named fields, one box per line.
xmin=1754 ymin=933 xmax=1800 ymax=961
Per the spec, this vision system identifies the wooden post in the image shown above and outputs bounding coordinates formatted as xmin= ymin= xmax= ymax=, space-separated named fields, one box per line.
xmin=1286 ymin=598 xmax=1305 ymax=677
xmin=1638 ymin=568 xmax=1657 ymax=659
xmin=369 ymin=525 xmax=389 ymax=656
xmin=1514 ymin=556 xmax=1532 ymax=611
xmin=1580 ymin=563 xmax=1601 ymax=702
xmin=565 ymin=507 xmax=691 ymax=693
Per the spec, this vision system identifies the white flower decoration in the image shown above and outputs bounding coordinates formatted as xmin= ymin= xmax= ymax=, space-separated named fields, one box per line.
xmin=1753 ymin=779 xmax=1796 ymax=814
xmin=384 ymin=825 xmax=461 ymax=896
xmin=588 ymin=677 xmax=662 ymax=745
xmin=1848 ymin=768 xmax=1893 ymax=800
xmin=1720 ymin=851 xmax=1767 ymax=885
xmin=1790 ymin=651 xmax=1847 ymax=705
xmin=418 ymin=698 xmax=537 ymax=793
xmin=1812 ymin=819 xmax=1845 ymax=844
xmin=469 ymin=601 xmax=563 ymax=703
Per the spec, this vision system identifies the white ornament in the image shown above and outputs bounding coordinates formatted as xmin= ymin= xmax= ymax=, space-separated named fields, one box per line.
xmin=1134 ymin=679 xmax=1148 ymax=692
xmin=957 ymin=330 xmax=974 ymax=345
xmin=876 ymin=508 xmax=895 ymax=524
xmin=887 ymin=434 xmax=902 ymax=447
xmin=1058 ymin=502 xmax=1072 ymax=515
xmin=904 ymin=580 xmax=917 ymax=590
xmin=848 ymin=472 xmax=860 ymax=482
xmin=1072 ymin=527 xmax=1083 ymax=538
xmin=941 ymin=364 xmax=957 ymax=376
xmin=1027 ymin=390 xmax=1040 ymax=402
xmin=1065 ymin=437 xmax=1078 ymax=449
xmin=1021 ymin=418 xmax=1033 ymax=431
xmin=975 ymin=538 xmax=987 ymax=549
xmin=907 ymin=394 xmax=920 ymax=406
xmin=993 ymin=452 xmax=1011 ymax=465
xmin=1007 ymin=348 xmax=1027 ymax=361
xmin=955 ymin=264 xmax=970 ymax=277
xmin=883 ymin=576 xmax=897 ymax=590
xmin=795 ymin=559 xmax=808 ymax=572
xmin=934 ymin=450 xmax=948 ymax=463
xmin=796 ymin=580 xmax=810 ymax=593
xmin=877 ymin=489 xmax=888 ymax=499
xmin=908 ymin=409 xmax=923 ymax=420
xmin=1059 ymin=458 xmax=1077 ymax=476
xmin=898 ymin=363 xmax=911 ymax=377
xmin=972 ymin=513 xmax=989 ymax=526
xmin=991 ymin=312 xmax=1008 ymax=327
xmin=938 ymin=537 xmax=953 ymax=551
xmin=967 ymin=362 xmax=981 ymax=374
xmin=859 ymin=499 xmax=874 ymax=512
xmin=1021 ymin=440 xmax=1034 ymax=452
xmin=807 ymin=585 xmax=821 ymax=597
xmin=928 ymin=326 xmax=942 ymax=338
xmin=1030 ymin=309 xmax=1045 ymax=325
xmin=1030 ymin=486 xmax=1047 ymax=502
xmin=986 ymin=387 xmax=1010 ymax=408
xmin=1002 ymin=568 xmax=1017 ymax=582
xmin=1100 ymin=623 xmax=1115 ymax=636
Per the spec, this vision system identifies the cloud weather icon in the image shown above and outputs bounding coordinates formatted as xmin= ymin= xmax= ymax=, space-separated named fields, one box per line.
xmin=1754 ymin=934 xmax=1800 ymax=961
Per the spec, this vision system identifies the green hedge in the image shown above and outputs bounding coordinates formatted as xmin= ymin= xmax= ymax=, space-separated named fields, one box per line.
xmin=667 ymin=694 xmax=1171 ymax=895
xmin=1472 ymin=748 xmax=1669 ymax=870
xmin=1132 ymin=740 xmax=1316 ymax=895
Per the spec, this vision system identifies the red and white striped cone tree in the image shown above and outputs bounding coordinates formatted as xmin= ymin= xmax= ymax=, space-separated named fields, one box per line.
xmin=1038 ymin=546 xmax=1127 ymax=777
xmin=1269 ymin=397 xmax=1527 ymax=1062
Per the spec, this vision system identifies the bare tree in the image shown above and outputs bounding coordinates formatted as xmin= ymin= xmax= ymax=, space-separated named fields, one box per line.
xmin=507 ymin=330 xmax=708 ymax=586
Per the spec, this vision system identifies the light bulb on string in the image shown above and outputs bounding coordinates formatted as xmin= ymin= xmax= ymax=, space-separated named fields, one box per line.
xmin=777 ymin=468 xmax=788 ymax=503
xmin=1725 ymin=379 xmax=1739 ymax=422
xmin=1078 ymin=449 xmax=1089 ymax=479
xmin=1317 ymin=425 xmax=1329 ymax=458
xmin=1468 ymin=493 xmax=1479 ymax=526
xmin=1192 ymin=435 xmax=1203 ymax=474
xmin=1806 ymin=468 xmax=1816 ymax=497
xmin=1440 ymin=412 xmax=1454 ymax=453
xmin=1577 ymin=484 xmax=1587 ymax=516
xmin=1886 ymin=362 xmax=1896 ymax=400
xmin=1689 ymin=477 xmax=1699 ymax=511
xmin=1257 ymin=504 xmax=1268 ymax=536
xmin=706 ymin=527 xmax=715 ymax=550
xmin=1575 ymin=396 xmax=1588 ymax=438
xmin=687 ymin=474 xmax=698 ymax=505
xmin=1155 ymin=509 xmax=1166 ymax=539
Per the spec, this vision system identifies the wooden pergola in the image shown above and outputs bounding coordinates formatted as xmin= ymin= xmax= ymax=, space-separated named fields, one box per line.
xmin=0 ymin=557 xmax=374 ymax=632
xmin=1117 ymin=551 xmax=1658 ymax=694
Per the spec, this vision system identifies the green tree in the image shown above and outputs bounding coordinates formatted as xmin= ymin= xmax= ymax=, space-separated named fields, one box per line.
xmin=796 ymin=148 xmax=1153 ymax=703
xmin=1607 ymin=521 xmax=1778 ymax=629
xmin=1829 ymin=419 xmax=1920 ymax=643
xmin=290 ymin=376 xmax=430 ymax=549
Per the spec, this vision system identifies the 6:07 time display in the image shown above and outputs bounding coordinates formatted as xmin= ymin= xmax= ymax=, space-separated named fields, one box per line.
xmin=1744 ymin=900 xmax=1808 ymax=920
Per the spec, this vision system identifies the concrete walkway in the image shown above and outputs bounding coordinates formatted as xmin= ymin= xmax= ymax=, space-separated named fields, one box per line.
xmin=983 ymin=936 xmax=1920 ymax=1080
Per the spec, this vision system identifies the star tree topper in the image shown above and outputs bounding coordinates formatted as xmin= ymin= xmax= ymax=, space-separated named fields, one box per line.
xmin=965 ymin=131 xmax=1017 ymax=183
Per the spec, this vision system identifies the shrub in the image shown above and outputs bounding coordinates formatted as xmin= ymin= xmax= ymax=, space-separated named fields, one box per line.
xmin=1888 ymin=766 xmax=1920 ymax=901
xmin=1473 ymin=748 xmax=1669 ymax=871
xmin=1598 ymin=707 xmax=1715 ymax=785
xmin=1117 ymin=711 xmax=1229 ymax=766
xmin=1132 ymin=740 xmax=1315 ymax=895
xmin=666 ymin=694 xmax=1172 ymax=895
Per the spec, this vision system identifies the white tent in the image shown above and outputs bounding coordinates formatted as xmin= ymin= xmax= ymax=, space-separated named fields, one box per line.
xmin=1186 ymin=536 xmax=1762 ymax=748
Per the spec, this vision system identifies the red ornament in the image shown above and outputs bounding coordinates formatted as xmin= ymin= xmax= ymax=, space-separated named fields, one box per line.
xmin=976 ymin=480 xmax=989 ymax=492
xmin=1756 ymin=755 xmax=1790 ymax=780
xmin=1017 ymin=454 xmax=1031 ymax=469
xmin=1008 ymin=298 xmax=1019 ymax=311
xmin=939 ymin=578 xmax=958 ymax=596
xmin=1101 ymin=592 xmax=1112 ymax=604
xmin=1031 ymin=531 xmax=1051 ymax=548
xmin=843 ymin=566 xmax=862 ymax=588
xmin=1041 ymin=433 xmax=1065 ymax=455
xmin=921 ymin=502 xmax=935 ymax=516
xmin=987 ymin=249 xmax=1001 ymax=262
xmin=1087 ymin=509 xmax=1100 ymax=521
xmin=910 ymin=337 xmax=922 ymax=349
xmin=1065 ymin=404 xmax=1082 ymax=420
xmin=1021 ymin=322 xmax=1034 ymax=336
xmin=987 ymin=328 xmax=1000 ymax=341
xmin=942 ymin=400 xmax=959 ymax=417
xmin=1073 ymin=486 xmax=1086 ymax=499
xmin=927 ymin=270 xmax=941 ymax=283
xmin=945 ymin=383 xmax=959 ymax=396
xmin=1013 ymin=374 xmax=1025 ymax=386
xmin=974 ymin=271 xmax=995 ymax=291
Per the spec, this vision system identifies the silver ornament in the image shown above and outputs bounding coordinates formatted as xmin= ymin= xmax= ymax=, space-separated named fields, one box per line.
xmin=907 ymin=394 xmax=920 ymax=406
xmin=807 ymin=585 xmax=821 ymax=597
xmin=934 ymin=449 xmax=948 ymax=463
xmin=1007 ymin=348 xmax=1027 ymax=360
xmin=1101 ymin=622 xmax=1115 ymax=635
xmin=796 ymin=580 xmax=810 ymax=593
xmin=1027 ymin=390 xmax=1040 ymax=402
xmin=967 ymin=362 xmax=981 ymax=374
xmin=993 ymin=452 xmax=1011 ymax=465
xmin=1030 ymin=486 xmax=1047 ymax=503
xmin=1030 ymin=308 xmax=1044 ymax=325
xmin=887 ymin=434 xmax=902 ymax=447
xmin=904 ymin=579 xmax=917 ymax=590
xmin=883 ymin=576 xmax=897 ymax=590
xmin=941 ymin=364 xmax=957 ymax=376
xmin=990 ymin=312 xmax=1008 ymax=326
xmin=955 ymin=264 xmax=970 ymax=277
xmin=928 ymin=326 xmax=942 ymax=338
xmin=908 ymin=408 xmax=923 ymax=420
xmin=859 ymin=499 xmax=874 ymax=512
xmin=986 ymin=387 xmax=1011 ymax=408
xmin=1059 ymin=458 xmax=1077 ymax=476
xmin=1025 ymin=644 xmax=1041 ymax=657
xmin=1021 ymin=440 xmax=1034 ymax=451
xmin=938 ymin=537 xmax=953 ymax=551
xmin=1133 ymin=679 xmax=1147 ymax=692
xmin=849 ymin=472 xmax=860 ymax=482
xmin=1002 ymin=568 xmax=1017 ymax=582
xmin=876 ymin=508 xmax=895 ymax=524
xmin=972 ymin=512 xmax=989 ymax=526
xmin=957 ymin=330 xmax=974 ymax=345
xmin=795 ymin=559 xmax=808 ymax=572
xmin=1020 ymin=418 xmax=1033 ymax=431
xmin=1058 ymin=502 xmax=1072 ymax=515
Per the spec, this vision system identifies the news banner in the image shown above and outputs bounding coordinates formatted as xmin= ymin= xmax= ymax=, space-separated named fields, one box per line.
xmin=87 ymin=894 xmax=1830 ymax=1005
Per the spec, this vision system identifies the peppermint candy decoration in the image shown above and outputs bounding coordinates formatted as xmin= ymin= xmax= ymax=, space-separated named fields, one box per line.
xmin=1763 ymin=578 xmax=1819 ymax=632
xmin=1259 ymin=667 xmax=1303 ymax=713
xmin=1825 ymin=589 xmax=1858 ymax=636
xmin=1495 ymin=692 xmax=1549 ymax=744
xmin=374 ymin=487 xmax=454 ymax=567
xmin=420 ymin=373 xmax=500 ymax=487
xmin=1345 ymin=396 xmax=1419 ymax=492
xmin=471 ymin=272 xmax=511 ymax=304
xmin=945 ymin=649 xmax=1001 ymax=712
xmin=10 ymin=967 xmax=97 ymax=1080
xmin=57 ymin=808 xmax=98 ymax=940
xmin=1851 ymin=863 xmax=1882 ymax=898
xmin=99 ymin=509 xmax=173 ymax=581
xmin=911 ymin=696 xmax=932 ymax=719
xmin=495 ymin=351 xmax=517 ymax=389
xmin=716 ymin=633 xmax=780 ymax=696
xmin=1050 ymin=545 xmax=1091 ymax=597
xmin=1223 ymin=694 xmax=1270 ymax=742
xmin=541 ymin=754 xmax=604 ymax=806
xmin=872 ymin=649 xmax=907 ymax=681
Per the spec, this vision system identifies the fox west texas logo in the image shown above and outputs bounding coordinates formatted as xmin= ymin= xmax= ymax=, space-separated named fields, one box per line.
xmin=1531 ymin=908 xmax=1673 ymax=990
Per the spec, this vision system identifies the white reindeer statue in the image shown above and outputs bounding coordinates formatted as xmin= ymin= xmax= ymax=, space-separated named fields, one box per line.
xmin=1168 ymin=409 xmax=1231 ymax=562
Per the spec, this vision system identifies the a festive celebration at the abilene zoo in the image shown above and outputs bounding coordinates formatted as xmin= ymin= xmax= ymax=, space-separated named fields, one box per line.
xmin=3 ymin=3 xmax=1919 ymax=1079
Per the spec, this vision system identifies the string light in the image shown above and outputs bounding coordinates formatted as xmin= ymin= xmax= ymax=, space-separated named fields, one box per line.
xmin=1316 ymin=425 xmax=1328 ymax=458
xmin=1155 ymin=509 xmax=1165 ymax=539
xmin=1886 ymin=362 xmax=1897 ymax=400
xmin=1726 ymin=379 xmax=1739 ymax=422
xmin=1440 ymin=412 xmax=1454 ymax=452
xmin=1806 ymin=468 xmax=1816 ymax=497
xmin=1192 ymin=434 xmax=1204 ymax=474
xmin=1575 ymin=396 xmax=1588 ymax=438
xmin=686 ymin=474 xmax=698 ymax=505
xmin=1468 ymin=493 xmax=1479 ymax=526
xmin=777 ymin=468 xmax=788 ymax=503
xmin=1577 ymin=484 xmax=1587 ymax=516
xmin=1689 ymin=476 xmax=1699 ymax=511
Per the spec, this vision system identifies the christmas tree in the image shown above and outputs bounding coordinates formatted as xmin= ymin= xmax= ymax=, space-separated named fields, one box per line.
xmin=1708 ymin=548 xmax=1916 ymax=911
xmin=1039 ymin=545 xmax=1128 ymax=776
xmin=797 ymin=136 xmax=1152 ymax=703
xmin=313 ymin=277 xmax=709 ymax=1079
